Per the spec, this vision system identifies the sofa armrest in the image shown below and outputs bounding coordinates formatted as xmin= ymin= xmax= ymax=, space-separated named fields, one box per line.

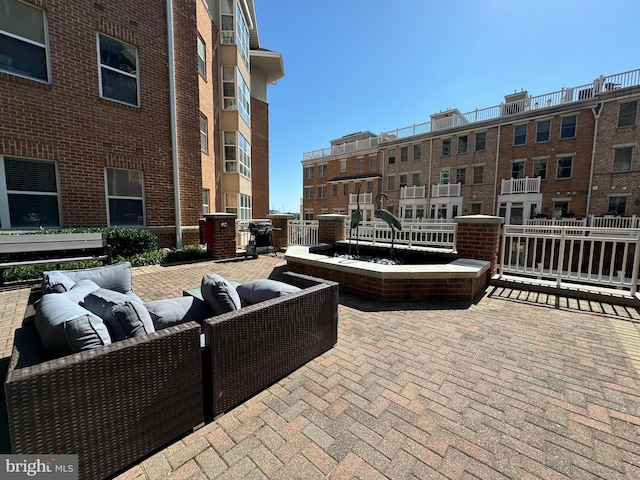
xmin=5 ymin=321 xmax=204 ymax=480
xmin=204 ymin=280 xmax=338 ymax=417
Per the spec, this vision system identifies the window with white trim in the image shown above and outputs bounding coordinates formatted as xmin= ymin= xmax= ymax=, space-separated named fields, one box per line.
xmin=560 ymin=115 xmax=576 ymax=139
xmin=369 ymin=155 xmax=376 ymax=170
xmin=235 ymin=3 xmax=249 ymax=68
xmin=98 ymin=34 xmax=139 ymax=107
xmin=237 ymin=69 xmax=250 ymax=125
xmin=200 ymin=114 xmax=208 ymax=153
xmin=222 ymin=67 xmax=236 ymax=109
xmin=224 ymin=131 xmax=251 ymax=178
xmin=106 ymin=168 xmax=144 ymax=226
xmin=533 ymin=157 xmax=548 ymax=180
xmin=513 ymin=124 xmax=527 ymax=145
xmin=387 ymin=176 xmax=395 ymax=190
xmin=456 ymin=168 xmax=465 ymax=185
xmin=413 ymin=144 xmax=421 ymax=160
xmin=220 ymin=0 xmax=234 ymax=44
xmin=412 ymin=172 xmax=420 ymax=186
xmin=318 ymin=164 xmax=327 ymax=177
xmin=304 ymin=186 xmax=313 ymax=199
xmin=457 ymin=136 xmax=468 ymax=154
xmin=618 ymin=101 xmax=638 ymax=128
xmin=340 ymin=159 xmax=346 ymax=172
xmin=0 ymin=157 xmax=60 ymax=228
xmin=440 ymin=169 xmax=449 ymax=185
xmin=613 ymin=146 xmax=633 ymax=172
xmin=556 ymin=155 xmax=573 ymax=179
xmin=202 ymin=189 xmax=210 ymax=214
xmin=536 ymin=120 xmax=550 ymax=142
xmin=400 ymin=147 xmax=408 ymax=162
xmin=473 ymin=165 xmax=484 ymax=185
xmin=304 ymin=166 xmax=313 ymax=179
xmin=240 ymin=193 xmax=251 ymax=220
xmin=511 ymin=160 xmax=525 ymax=179
xmin=608 ymin=196 xmax=627 ymax=215
xmin=197 ymin=35 xmax=206 ymax=78
xmin=317 ymin=185 xmax=326 ymax=199
xmin=0 ymin=0 xmax=49 ymax=82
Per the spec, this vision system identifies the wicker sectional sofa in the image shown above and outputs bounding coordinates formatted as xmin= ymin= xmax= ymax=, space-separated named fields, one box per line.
xmin=4 ymin=266 xmax=338 ymax=480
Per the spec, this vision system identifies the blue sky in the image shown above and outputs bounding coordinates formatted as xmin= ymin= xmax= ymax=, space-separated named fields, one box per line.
xmin=255 ymin=0 xmax=640 ymax=214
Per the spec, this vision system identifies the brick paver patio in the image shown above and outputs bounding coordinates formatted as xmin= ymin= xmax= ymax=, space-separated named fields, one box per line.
xmin=2 ymin=255 xmax=640 ymax=479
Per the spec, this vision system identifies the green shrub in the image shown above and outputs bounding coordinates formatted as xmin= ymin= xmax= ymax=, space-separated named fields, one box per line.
xmin=163 ymin=245 xmax=209 ymax=264
xmin=128 ymin=250 xmax=167 ymax=267
xmin=1 ymin=260 xmax=104 ymax=283
xmin=105 ymin=227 xmax=158 ymax=259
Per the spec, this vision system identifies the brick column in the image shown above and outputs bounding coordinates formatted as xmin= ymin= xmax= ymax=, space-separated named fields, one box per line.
xmin=318 ymin=214 xmax=347 ymax=244
xmin=201 ymin=213 xmax=237 ymax=260
xmin=455 ymin=215 xmax=503 ymax=281
xmin=267 ymin=214 xmax=293 ymax=250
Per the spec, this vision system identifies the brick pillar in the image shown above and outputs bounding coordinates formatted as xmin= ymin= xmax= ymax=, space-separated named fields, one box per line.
xmin=455 ymin=215 xmax=503 ymax=282
xmin=267 ymin=214 xmax=293 ymax=250
xmin=201 ymin=213 xmax=237 ymax=260
xmin=318 ymin=214 xmax=347 ymax=244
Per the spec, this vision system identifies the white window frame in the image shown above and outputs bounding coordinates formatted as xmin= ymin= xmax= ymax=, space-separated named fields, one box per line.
xmin=240 ymin=193 xmax=251 ymax=220
xmin=340 ymin=159 xmax=347 ymax=173
xmin=97 ymin=34 xmax=140 ymax=107
xmin=511 ymin=159 xmax=525 ymax=179
xmin=238 ymin=132 xmax=251 ymax=179
xmin=413 ymin=144 xmax=422 ymax=161
xmin=560 ymin=115 xmax=577 ymax=139
xmin=105 ymin=167 xmax=145 ymax=226
xmin=235 ymin=3 xmax=250 ymax=68
xmin=222 ymin=66 xmax=236 ymax=110
xmin=220 ymin=0 xmax=234 ymax=44
xmin=513 ymin=124 xmax=527 ymax=145
xmin=439 ymin=169 xmax=449 ymax=185
xmin=318 ymin=164 xmax=327 ymax=177
xmin=237 ymin=69 xmax=250 ymax=125
xmin=223 ymin=131 xmax=250 ymax=178
xmin=618 ymin=100 xmax=638 ymax=128
xmin=556 ymin=155 xmax=573 ymax=179
xmin=613 ymin=145 xmax=633 ymax=173
xmin=304 ymin=166 xmax=313 ymax=179
xmin=202 ymin=189 xmax=210 ymax=214
xmin=304 ymin=186 xmax=313 ymax=199
xmin=317 ymin=185 xmax=326 ymax=199
xmin=533 ymin=157 xmax=548 ymax=180
xmin=0 ymin=156 xmax=61 ymax=228
xmin=200 ymin=113 xmax=208 ymax=153
xmin=0 ymin=0 xmax=50 ymax=83
xmin=197 ymin=35 xmax=206 ymax=78
xmin=536 ymin=119 xmax=551 ymax=142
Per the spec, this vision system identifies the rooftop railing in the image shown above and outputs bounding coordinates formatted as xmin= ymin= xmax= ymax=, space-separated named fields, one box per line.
xmin=303 ymin=68 xmax=640 ymax=160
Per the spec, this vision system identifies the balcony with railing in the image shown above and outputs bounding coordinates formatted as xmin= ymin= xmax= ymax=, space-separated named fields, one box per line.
xmin=500 ymin=177 xmax=541 ymax=195
xmin=400 ymin=185 xmax=426 ymax=199
xmin=303 ymin=68 xmax=640 ymax=160
xmin=349 ymin=192 xmax=373 ymax=205
xmin=431 ymin=183 xmax=461 ymax=198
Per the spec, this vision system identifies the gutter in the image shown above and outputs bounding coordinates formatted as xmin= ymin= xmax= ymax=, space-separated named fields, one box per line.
xmin=586 ymin=102 xmax=604 ymax=217
xmin=166 ymin=0 xmax=182 ymax=247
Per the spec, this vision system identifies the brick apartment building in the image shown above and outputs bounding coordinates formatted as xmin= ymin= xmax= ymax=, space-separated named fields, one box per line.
xmin=302 ymin=70 xmax=640 ymax=225
xmin=0 ymin=0 xmax=283 ymax=247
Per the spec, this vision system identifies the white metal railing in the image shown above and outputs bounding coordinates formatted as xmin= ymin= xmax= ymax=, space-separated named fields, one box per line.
xmin=287 ymin=220 xmax=319 ymax=246
xmin=590 ymin=215 xmax=640 ymax=229
xmin=499 ymin=225 xmax=640 ymax=295
xmin=346 ymin=221 xmax=456 ymax=251
xmin=525 ymin=218 xmax=587 ymax=227
xmin=349 ymin=192 xmax=373 ymax=205
xmin=432 ymin=183 xmax=461 ymax=197
xmin=303 ymin=68 xmax=640 ymax=160
xmin=501 ymin=176 xmax=541 ymax=194
xmin=400 ymin=185 xmax=426 ymax=199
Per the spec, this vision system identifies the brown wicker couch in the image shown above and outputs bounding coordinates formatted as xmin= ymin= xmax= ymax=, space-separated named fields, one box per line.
xmin=4 ymin=288 xmax=205 ymax=480
xmin=204 ymin=271 xmax=339 ymax=418
xmin=4 ymin=271 xmax=338 ymax=479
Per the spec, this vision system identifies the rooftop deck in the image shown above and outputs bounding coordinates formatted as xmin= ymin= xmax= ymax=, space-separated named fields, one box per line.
xmin=1 ymin=255 xmax=640 ymax=478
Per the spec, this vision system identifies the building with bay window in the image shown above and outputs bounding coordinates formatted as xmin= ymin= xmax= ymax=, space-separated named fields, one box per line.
xmin=0 ymin=0 xmax=283 ymax=245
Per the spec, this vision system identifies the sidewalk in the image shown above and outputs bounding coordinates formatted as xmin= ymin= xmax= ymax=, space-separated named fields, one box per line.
xmin=2 ymin=256 xmax=640 ymax=478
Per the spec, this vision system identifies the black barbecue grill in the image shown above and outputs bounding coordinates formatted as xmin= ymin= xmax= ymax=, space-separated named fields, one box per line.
xmin=245 ymin=221 xmax=275 ymax=257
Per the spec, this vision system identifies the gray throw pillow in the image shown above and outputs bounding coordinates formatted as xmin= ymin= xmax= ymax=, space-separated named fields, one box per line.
xmin=35 ymin=293 xmax=111 ymax=355
xmin=41 ymin=271 xmax=76 ymax=293
xmin=145 ymin=296 xmax=214 ymax=329
xmin=82 ymin=288 xmax=154 ymax=341
xmin=236 ymin=279 xmax=302 ymax=305
xmin=43 ymin=262 xmax=133 ymax=294
xmin=201 ymin=273 xmax=241 ymax=315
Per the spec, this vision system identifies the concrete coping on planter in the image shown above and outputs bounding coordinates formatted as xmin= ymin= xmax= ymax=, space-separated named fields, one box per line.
xmin=284 ymin=245 xmax=490 ymax=280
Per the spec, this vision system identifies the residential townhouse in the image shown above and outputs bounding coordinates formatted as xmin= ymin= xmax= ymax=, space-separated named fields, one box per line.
xmin=0 ymin=0 xmax=283 ymax=246
xmin=302 ymin=70 xmax=640 ymax=226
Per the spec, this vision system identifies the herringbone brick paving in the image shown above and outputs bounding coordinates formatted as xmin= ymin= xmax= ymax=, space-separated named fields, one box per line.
xmin=2 ymin=255 xmax=640 ymax=478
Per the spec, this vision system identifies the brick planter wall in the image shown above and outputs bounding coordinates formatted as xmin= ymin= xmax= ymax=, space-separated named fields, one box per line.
xmin=318 ymin=215 xmax=347 ymax=244
xmin=267 ymin=214 xmax=293 ymax=250
xmin=455 ymin=215 xmax=503 ymax=284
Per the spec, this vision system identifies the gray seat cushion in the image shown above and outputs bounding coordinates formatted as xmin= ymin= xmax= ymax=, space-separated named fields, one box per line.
xmin=201 ymin=274 xmax=241 ymax=315
xmin=236 ymin=279 xmax=302 ymax=305
xmin=81 ymin=288 xmax=154 ymax=341
xmin=145 ymin=296 xmax=214 ymax=329
xmin=35 ymin=291 xmax=111 ymax=355
xmin=42 ymin=262 xmax=133 ymax=294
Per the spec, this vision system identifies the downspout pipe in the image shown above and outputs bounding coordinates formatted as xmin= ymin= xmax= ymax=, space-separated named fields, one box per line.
xmin=167 ymin=0 xmax=182 ymax=247
xmin=586 ymin=102 xmax=603 ymax=219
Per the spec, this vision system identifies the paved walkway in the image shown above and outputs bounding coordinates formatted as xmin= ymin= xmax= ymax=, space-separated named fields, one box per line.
xmin=2 ymin=256 xmax=640 ymax=479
